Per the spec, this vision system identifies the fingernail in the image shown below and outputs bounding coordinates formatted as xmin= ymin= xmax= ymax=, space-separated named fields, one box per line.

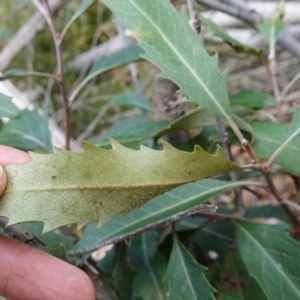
xmin=0 ymin=165 xmax=3 ymax=178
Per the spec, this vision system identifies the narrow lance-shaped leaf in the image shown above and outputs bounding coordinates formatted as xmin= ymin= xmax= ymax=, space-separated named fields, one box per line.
xmin=217 ymin=247 xmax=266 ymax=300
xmin=73 ymin=179 xmax=250 ymax=251
xmin=257 ymin=19 xmax=285 ymax=44
xmin=0 ymin=92 xmax=19 ymax=118
xmin=0 ymin=69 xmax=54 ymax=81
xmin=230 ymin=89 xmax=276 ymax=109
xmin=164 ymin=233 xmax=215 ymax=300
xmin=128 ymin=230 xmax=168 ymax=300
xmin=69 ymin=44 xmax=144 ymax=102
xmin=154 ymin=109 xmax=254 ymax=143
xmin=110 ymin=242 xmax=135 ymax=299
xmin=93 ymin=115 xmax=169 ymax=149
xmin=235 ymin=221 xmax=300 ymax=300
xmin=201 ymin=16 xmax=262 ymax=56
xmin=61 ymin=0 xmax=94 ymax=39
xmin=110 ymin=91 xmax=155 ymax=112
xmin=100 ymin=0 xmax=235 ymax=127
xmin=0 ymin=106 xmax=52 ymax=153
xmin=0 ymin=140 xmax=241 ymax=232
xmin=252 ymin=105 xmax=300 ymax=174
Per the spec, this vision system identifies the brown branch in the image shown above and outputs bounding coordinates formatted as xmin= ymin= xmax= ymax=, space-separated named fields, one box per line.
xmin=215 ymin=117 xmax=245 ymax=216
xmin=187 ymin=0 xmax=201 ymax=34
xmin=266 ymin=54 xmax=282 ymax=121
xmin=0 ymin=0 xmax=68 ymax=71
xmin=43 ymin=0 xmax=70 ymax=150
xmin=261 ymin=166 xmax=300 ymax=236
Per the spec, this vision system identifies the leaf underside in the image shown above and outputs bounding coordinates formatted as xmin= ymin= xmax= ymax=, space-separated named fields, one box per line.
xmin=0 ymin=140 xmax=240 ymax=232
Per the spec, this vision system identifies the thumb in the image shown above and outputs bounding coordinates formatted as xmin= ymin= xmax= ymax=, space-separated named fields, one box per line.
xmin=0 ymin=166 xmax=7 ymax=197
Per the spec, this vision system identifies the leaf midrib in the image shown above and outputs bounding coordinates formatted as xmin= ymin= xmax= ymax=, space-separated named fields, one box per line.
xmin=256 ymin=134 xmax=300 ymax=152
xmin=236 ymin=222 xmax=300 ymax=297
xmin=100 ymin=181 xmax=249 ymax=240
xmin=4 ymin=183 xmax=178 ymax=194
xmin=128 ymin=0 xmax=231 ymax=123
xmin=142 ymin=234 xmax=164 ymax=299
xmin=174 ymin=239 xmax=198 ymax=299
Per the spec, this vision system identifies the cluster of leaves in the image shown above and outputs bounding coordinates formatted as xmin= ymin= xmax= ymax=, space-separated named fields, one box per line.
xmin=1 ymin=0 xmax=300 ymax=299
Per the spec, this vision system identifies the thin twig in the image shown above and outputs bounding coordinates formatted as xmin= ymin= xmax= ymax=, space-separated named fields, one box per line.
xmin=280 ymin=71 xmax=300 ymax=101
xmin=187 ymin=0 xmax=201 ymax=34
xmin=81 ymin=258 xmax=100 ymax=275
xmin=0 ymin=0 xmax=68 ymax=71
xmin=1 ymin=71 xmax=58 ymax=81
xmin=196 ymin=0 xmax=300 ymax=61
xmin=282 ymin=199 xmax=300 ymax=213
xmin=76 ymin=102 xmax=111 ymax=142
xmin=37 ymin=0 xmax=71 ymax=150
xmin=0 ymin=217 xmax=45 ymax=248
xmin=197 ymin=0 xmax=300 ymax=235
xmin=241 ymin=139 xmax=259 ymax=164
xmin=215 ymin=117 xmax=245 ymax=215
xmin=117 ymin=25 xmax=144 ymax=94
xmin=267 ymin=49 xmax=282 ymax=121
xmin=68 ymin=203 xmax=217 ymax=256
xmin=260 ymin=167 xmax=300 ymax=234
xmin=0 ymin=1 xmax=31 ymax=26
xmin=196 ymin=212 xmax=248 ymax=221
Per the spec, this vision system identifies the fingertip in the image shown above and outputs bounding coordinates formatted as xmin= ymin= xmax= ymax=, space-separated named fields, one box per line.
xmin=69 ymin=267 xmax=96 ymax=300
xmin=0 ymin=145 xmax=31 ymax=165
xmin=0 ymin=236 xmax=95 ymax=300
xmin=0 ymin=165 xmax=7 ymax=197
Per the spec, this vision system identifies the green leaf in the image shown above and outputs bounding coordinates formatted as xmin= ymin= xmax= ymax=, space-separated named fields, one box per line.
xmin=235 ymin=221 xmax=300 ymax=300
xmin=155 ymin=109 xmax=254 ymax=143
xmin=155 ymin=109 xmax=216 ymax=137
xmin=164 ymin=234 xmax=215 ymax=300
xmin=73 ymin=179 xmax=248 ymax=255
xmin=100 ymin=0 xmax=235 ymax=127
xmin=230 ymin=89 xmax=276 ymax=109
xmin=110 ymin=91 xmax=155 ymax=112
xmin=69 ymin=44 xmax=144 ymax=102
xmin=194 ymin=221 xmax=234 ymax=262
xmin=257 ymin=19 xmax=285 ymax=44
xmin=15 ymin=222 xmax=75 ymax=247
xmin=128 ymin=230 xmax=168 ymax=300
xmin=42 ymin=243 xmax=76 ymax=265
xmin=93 ymin=115 xmax=169 ymax=149
xmin=201 ymin=16 xmax=262 ymax=56
xmin=111 ymin=242 xmax=135 ymax=299
xmin=0 ymin=92 xmax=19 ymax=118
xmin=247 ymin=205 xmax=287 ymax=220
xmin=61 ymin=0 xmax=94 ymax=38
xmin=0 ymin=69 xmax=34 ymax=79
xmin=0 ymin=69 xmax=53 ymax=80
xmin=252 ymin=107 xmax=300 ymax=174
xmin=0 ymin=106 xmax=52 ymax=153
xmin=217 ymin=247 xmax=266 ymax=300
xmin=0 ymin=141 xmax=241 ymax=232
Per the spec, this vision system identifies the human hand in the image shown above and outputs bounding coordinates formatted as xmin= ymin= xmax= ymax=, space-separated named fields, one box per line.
xmin=0 ymin=146 xmax=95 ymax=300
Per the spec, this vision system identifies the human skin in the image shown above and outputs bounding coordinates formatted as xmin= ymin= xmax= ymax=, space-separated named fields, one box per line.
xmin=0 ymin=146 xmax=95 ymax=300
